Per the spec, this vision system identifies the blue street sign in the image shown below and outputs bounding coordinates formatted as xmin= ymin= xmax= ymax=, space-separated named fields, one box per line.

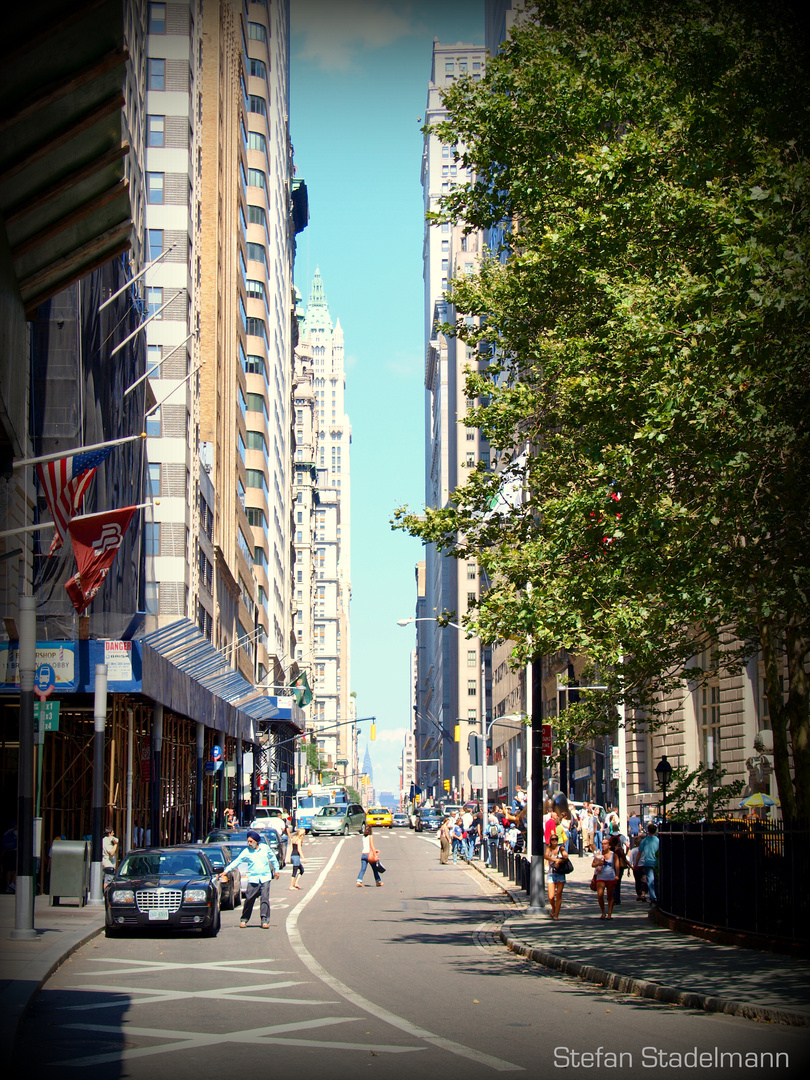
xmin=205 ymin=760 xmax=222 ymax=773
xmin=211 ymin=744 xmax=223 ymax=760
xmin=35 ymin=664 xmax=56 ymax=694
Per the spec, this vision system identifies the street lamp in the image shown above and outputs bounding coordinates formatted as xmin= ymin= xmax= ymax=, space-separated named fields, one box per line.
xmin=655 ymin=755 xmax=673 ymax=821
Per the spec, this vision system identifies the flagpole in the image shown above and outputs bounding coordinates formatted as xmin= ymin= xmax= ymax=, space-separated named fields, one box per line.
xmin=144 ymin=363 xmax=202 ymax=417
xmin=98 ymin=241 xmax=178 ymax=312
xmin=110 ymin=292 xmax=183 ymax=357
xmin=12 ymin=432 xmax=147 ymax=471
xmin=0 ymin=501 xmax=156 ymax=541
xmin=124 ymin=334 xmax=193 ymax=396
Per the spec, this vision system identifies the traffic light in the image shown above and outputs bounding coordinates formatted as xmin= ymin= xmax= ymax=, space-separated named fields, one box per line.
xmin=468 ymin=731 xmax=482 ymax=765
xmin=443 ymin=779 xmax=450 ymax=791
xmin=370 ymin=723 xmax=376 ymax=741
xmin=454 ymin=724 xmax=460 ymax=742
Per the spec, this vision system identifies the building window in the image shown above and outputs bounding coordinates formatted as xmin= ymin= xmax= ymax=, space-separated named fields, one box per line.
xmin=248 ymin=167 xmax=266 ymax=189
xmin=248 ymin=95 xmax=267 ymax=118
xmin=146 ymin=405 xmax=161 ymax=438
xmin=145 ymin=522 xmax=160 ymax=556
xmin=148 ymin=2 xmax=166 ymax=34
xmin=246 ymin=316 xmax=267 ymax=340
xmin=700 ymin=683 xmax=722 ymax=768
xmin=147 ymin=463 xmax=160 ymax=496
xmin=246 ymin=242 xmax=266 ymax=266
xmin=247 ymin=507 xmax=266 ymax=528
xmin=247 ymin=392 xmax=266 ymax=415
xmin=246 ymin=430 xmax=267 ymax=452
xmin=246 ymin=354 xmax=265 ymax=376
xmin=467 ymin=680 xmax=477 ymax=696
xmin=468 ymin=709 xmax=477 ymax=721
xmin=467 ymin=562 xmax=477 ymax=579
xmin=248 ymin=204 xmax=266 ymax=228
xmin=246 ymin=468 xmax=267 ymax=491
xmin=248 ymin=131 xmax=267 ymax=154
xmin=148 ymin=58 xmax=165 ymax=90
xmin=250 ymin=57 xmax=267 ymax=79
xmin=468 ymin=592 xmax=477 ymax=606
xmin=247 ymin=21 xmax=268 ymax=43
xmin=147 ymin=115 xmax=165 ymax=147
xmin=147 ymin=287 xmax=162 ymax=318
xmin=147 ymin=229 xmax=163 ymax=262
xmin=145 ymin=582 xmax=159 ymax=614
xmin=246 ymin=278 xmax=264 ymax=301
xmin=146 ymin=172 xmax=164 ymax=204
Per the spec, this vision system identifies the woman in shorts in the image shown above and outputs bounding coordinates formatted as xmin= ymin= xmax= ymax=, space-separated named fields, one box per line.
xmin=544 ymin=833 xmax=568 ymax=918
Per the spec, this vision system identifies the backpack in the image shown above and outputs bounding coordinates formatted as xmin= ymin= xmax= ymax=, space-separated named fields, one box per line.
xmin=488 ymin=823 xmax=500 ymax=839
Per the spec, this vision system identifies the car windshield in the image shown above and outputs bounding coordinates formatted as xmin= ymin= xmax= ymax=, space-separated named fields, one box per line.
xmin=118 ymin=852 xmax=207 ymax=878
xmin=206 ymin=830 xmax=276 ymax=847
xmin=316 ymin=806 xmax=344 ymax=817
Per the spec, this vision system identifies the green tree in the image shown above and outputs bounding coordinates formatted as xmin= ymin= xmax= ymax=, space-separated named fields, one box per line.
xmin=394 ymin=1 xmax=810 ymax=817
xmin=665 ymin=765 xmax=744 ymax=822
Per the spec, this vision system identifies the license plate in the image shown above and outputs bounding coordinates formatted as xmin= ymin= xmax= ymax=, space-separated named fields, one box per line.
xmin=148 ymin=909 xmax=169 ymax=921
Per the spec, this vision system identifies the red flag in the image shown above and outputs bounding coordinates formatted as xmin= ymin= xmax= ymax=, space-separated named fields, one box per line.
xmin=36 ymin=446 xmax=112 ymax=555
xmin=65 ymin=507 xmax=137 ymax=614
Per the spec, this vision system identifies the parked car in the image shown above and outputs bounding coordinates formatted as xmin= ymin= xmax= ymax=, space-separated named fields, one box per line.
xmin=197 ymin=843 xmax=242 ymax=910
xmin=392 ymin=812 xmax=409 ymax=828
xmin=440 ymin=803 xmax=462 ymax=819
xmin=105 ymin=847 xmax=220 ymax=937
xmin=250 ymin=806 xmax=291 ymax=830
xmin=310 ymin=803 xmax=366 ymax=836
xmin=365 ymin=806 xmax=393 ymax=829
xmin=415 ymin=807 xmax=443 ymax=833
xmin=205 ymin=827 xmax=285 ymax=877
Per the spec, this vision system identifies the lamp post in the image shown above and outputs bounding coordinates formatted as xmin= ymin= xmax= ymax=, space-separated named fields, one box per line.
xmin=655 ymin=755 xmax=673 ymax=821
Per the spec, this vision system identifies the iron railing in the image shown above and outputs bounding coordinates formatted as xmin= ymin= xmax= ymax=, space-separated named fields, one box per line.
xmin=658 ymin=819 xmax=810 ymax=943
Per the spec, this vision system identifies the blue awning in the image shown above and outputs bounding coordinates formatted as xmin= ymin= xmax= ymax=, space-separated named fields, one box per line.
xmin=141 ymin=619 xmax=303 ymax=742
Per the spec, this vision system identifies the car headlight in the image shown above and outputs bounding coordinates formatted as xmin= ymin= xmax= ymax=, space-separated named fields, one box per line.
xmin=184 ymin=888 xmax=208 ymax=903
xmin=109 ymin=889 xmax=135 ymax=904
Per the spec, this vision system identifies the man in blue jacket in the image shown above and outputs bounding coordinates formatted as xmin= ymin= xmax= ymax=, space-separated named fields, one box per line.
xmin=221 ymin=829 xmax=279 ymax=929
xmin=637 ymin=823 xmax=660 ymax=906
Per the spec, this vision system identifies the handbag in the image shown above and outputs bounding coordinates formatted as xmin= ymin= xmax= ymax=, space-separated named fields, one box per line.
xmin=376 ymin=861 xmax=386 ymax=874
xmin=367 ymin=850 xmax=378 ymax=863
xmin=559 ymin=857 xmax=575 ymax=875
xmin=589 ymin=876 xmax=598 ymax=891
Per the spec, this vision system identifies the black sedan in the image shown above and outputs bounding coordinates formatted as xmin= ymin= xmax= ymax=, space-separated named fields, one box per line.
xmin=196 ymin=843 xmax=242 ymax=910
xmin=205 ymin=828 xmax=286 ymax=870
xmin=415 ymin=809 xmax=443 ymax=832
xmin=105 ymin=847 xmax=221 ymax=937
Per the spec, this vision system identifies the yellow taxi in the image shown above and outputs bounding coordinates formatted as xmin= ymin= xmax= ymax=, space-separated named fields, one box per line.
xmin=365 ymin=806 xmax=393 ymax=829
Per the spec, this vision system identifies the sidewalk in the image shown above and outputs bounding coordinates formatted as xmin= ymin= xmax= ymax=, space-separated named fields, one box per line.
xmin=469 ymin=850 xmax=810 ymax=1027
xmin=0 ymin=893 xmax=105 ymax=1057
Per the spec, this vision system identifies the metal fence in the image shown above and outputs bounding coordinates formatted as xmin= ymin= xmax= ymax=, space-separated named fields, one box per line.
xmin=495 ymin=844 xmax=531 ymax=892
xmin=658 ymin=819 xmax=810 ymax=943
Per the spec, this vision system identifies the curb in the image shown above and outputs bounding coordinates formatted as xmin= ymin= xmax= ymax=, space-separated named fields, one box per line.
xmin=468 ymin=858 xmax=810 ymax=1029
xmin=0 ymin=920 xmax=106 ymax=1060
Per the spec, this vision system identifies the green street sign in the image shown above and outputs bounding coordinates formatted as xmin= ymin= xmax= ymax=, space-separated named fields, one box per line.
xmin=34 ymin=700 xmax=60 ymax=733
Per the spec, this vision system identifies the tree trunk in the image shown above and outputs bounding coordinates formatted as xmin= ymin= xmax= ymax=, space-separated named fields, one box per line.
xmin=759 ymin=618 xmax=797 ymax=820
xmin=785 ymin=625 xmax=810 ymax=822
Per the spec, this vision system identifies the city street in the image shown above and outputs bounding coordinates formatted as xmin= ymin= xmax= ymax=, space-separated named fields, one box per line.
xmin=13 ymin=832 xmax=808 ymax=1080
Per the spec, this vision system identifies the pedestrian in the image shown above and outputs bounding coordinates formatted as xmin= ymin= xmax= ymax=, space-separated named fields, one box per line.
xmin=224 ymin=806 xmax=236 ymax=828
xmin=544 ymin=833 xmax=568 ymax=919
xmin=289 ymin=827 xmax=306 ymax=890
xmin=485 ymin=812 xmax=501 ymax=867
xmin=627 ymin=841 xmax=648 ymax=901
xmin=357 ymin=824 xmax=383 ymax=887
xmin=637 ymin=823 xmax=660 ymax=906
xmin=438 ymin=817 xmax=451 ymax=864
xmin=220 ymin=829 xmax=279 ymax=928
xmin=469 ymin=806 xmax=483 ymax=861
xmin=451 ymin=818 xmax=464 ymax=863
xmin=101 ymin=826 xmax=119 ymax=885
xmin=627 ymin=811 xmax=641 ymax=845
xmin=592 ymin=836 xmax=617 ymax=919
xmin=608 ymin=832 xmax=629 ymax=905
xmin=592 ymin=807 xmax=603 ymax=851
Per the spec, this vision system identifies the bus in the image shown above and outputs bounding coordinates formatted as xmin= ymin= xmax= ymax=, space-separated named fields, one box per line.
xmin=295 ymin=784 xmax=348 ymax=832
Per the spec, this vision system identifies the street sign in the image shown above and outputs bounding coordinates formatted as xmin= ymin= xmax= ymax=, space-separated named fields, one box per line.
xmin=542 ymin=724 xmax=553 ymax=755
xmin=572 ymin=765 xmax=591 ymax=781
xmin=33 ymin=700 xmax=60 ymax=732
xmin=611 ymin=746 xmax=620 ymax=779
xmin=211 ymin=744 xmax=223 ymax=761
xmin=205 ymin=760 xmax=222 ymax=773
xmin=139 ymin=745 xmax=151 ymax=782
xmin=467 ymin=765 xmax=498 ymax=787
xmin=35 ymin=664 xmax=56 ymax=698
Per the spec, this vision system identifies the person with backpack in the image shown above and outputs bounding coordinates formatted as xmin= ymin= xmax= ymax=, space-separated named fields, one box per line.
xmin=484 ymin=812 xmax=501 ymax=866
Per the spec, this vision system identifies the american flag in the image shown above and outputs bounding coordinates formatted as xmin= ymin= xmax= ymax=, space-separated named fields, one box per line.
xmin=36 ymin=446 xmax=112 ymax=556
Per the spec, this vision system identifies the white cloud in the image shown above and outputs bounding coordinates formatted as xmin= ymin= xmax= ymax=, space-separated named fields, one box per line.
xmin=375 ymin=726 xmax=408 ymax=744
xmin=291 ymin=0 xmax=418 ymax=72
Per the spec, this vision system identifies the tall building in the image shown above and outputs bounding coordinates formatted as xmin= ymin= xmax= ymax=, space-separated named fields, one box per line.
xmin=417 ymin=39 xmax=489 ymax=804
xmin=293 ymin=269 xmax=352 ymax=785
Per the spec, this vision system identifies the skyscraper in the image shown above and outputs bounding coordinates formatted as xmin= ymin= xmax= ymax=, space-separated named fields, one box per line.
xmin=418 ymin=39 xmax=488 ymax=803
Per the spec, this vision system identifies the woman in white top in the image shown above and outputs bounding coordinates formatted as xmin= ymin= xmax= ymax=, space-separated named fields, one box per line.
xmin=592 ymin=837 xmax=617 ymax=919
xmin=357 ymin=824 xmax=382 ymax=887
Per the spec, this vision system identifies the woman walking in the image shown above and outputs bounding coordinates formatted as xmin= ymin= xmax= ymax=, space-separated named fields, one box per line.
xmin=289 ymin=827 xmax=306 ymax=890
xmin=544 ymin=834 xmax=568 ymax=918
xmin=438 ymin=817 xmax=451 ymax=864
xmin=357 ymin=824 xmax=382 ymax=887
xmin=592 ymin=836 xmax=617 ymax=919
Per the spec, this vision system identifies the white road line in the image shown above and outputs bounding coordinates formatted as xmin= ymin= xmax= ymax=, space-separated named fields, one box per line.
xmin=285 ymin=840 xmax=524 ymax=1073
xmin=59 ymin=1017 xmax=424 ymax=1067
xmin=82 ymin=958 xmax=291 ymax=975
xmin=60 ymin=980 xmax=330 ymax=1011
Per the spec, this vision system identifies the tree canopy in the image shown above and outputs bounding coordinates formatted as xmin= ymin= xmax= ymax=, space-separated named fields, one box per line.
xmin=393 ymin=0 xmax=810 ymax=817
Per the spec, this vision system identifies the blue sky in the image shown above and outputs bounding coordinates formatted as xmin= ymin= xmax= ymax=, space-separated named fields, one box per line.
xmin=289 ymin=1 xmax=485 ymax=795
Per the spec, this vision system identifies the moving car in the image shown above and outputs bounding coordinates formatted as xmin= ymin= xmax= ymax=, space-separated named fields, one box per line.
xmin=415 ymin=807 xmax=443 ymax=832
xmin=250 ymin=806 xmax=291 ymax=829
xmin=392 ymin=812 xmax=409 ymax=828
xmin=105 ymin=847 xmax=220 ymax=937
xmin=441 ymin=803 xmax=462 ymax=818
xmin=310 ymin=802 xmax=366 ymax=836
xmin=198 ymin=843 xmax=242 ymax=910
xmin=365 ymin=806 xmax=393 ymax=829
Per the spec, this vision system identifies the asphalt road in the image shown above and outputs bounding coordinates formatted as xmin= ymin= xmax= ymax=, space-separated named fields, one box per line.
xmin=14 ymin=830 xmax=809 ymax=1080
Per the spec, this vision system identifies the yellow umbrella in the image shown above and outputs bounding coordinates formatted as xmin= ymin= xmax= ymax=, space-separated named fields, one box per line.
xmin=739 ymin=793 xmax=780 ymax=808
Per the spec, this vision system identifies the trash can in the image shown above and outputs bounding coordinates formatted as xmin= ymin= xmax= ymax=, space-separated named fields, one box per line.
xmin=49 ymin=839 xmax=90 ymax=906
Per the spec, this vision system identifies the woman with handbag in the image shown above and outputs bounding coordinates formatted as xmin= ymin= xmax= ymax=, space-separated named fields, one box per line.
xmin=544 ymin=833 xmax=570 ymax=918
xmin=357 ymin=824 xmax=383 ymax=887
xmin=289 ymin=828 xmax=306 ymax=890
xmin=592 ymin=836 xmax=617 ymax=918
